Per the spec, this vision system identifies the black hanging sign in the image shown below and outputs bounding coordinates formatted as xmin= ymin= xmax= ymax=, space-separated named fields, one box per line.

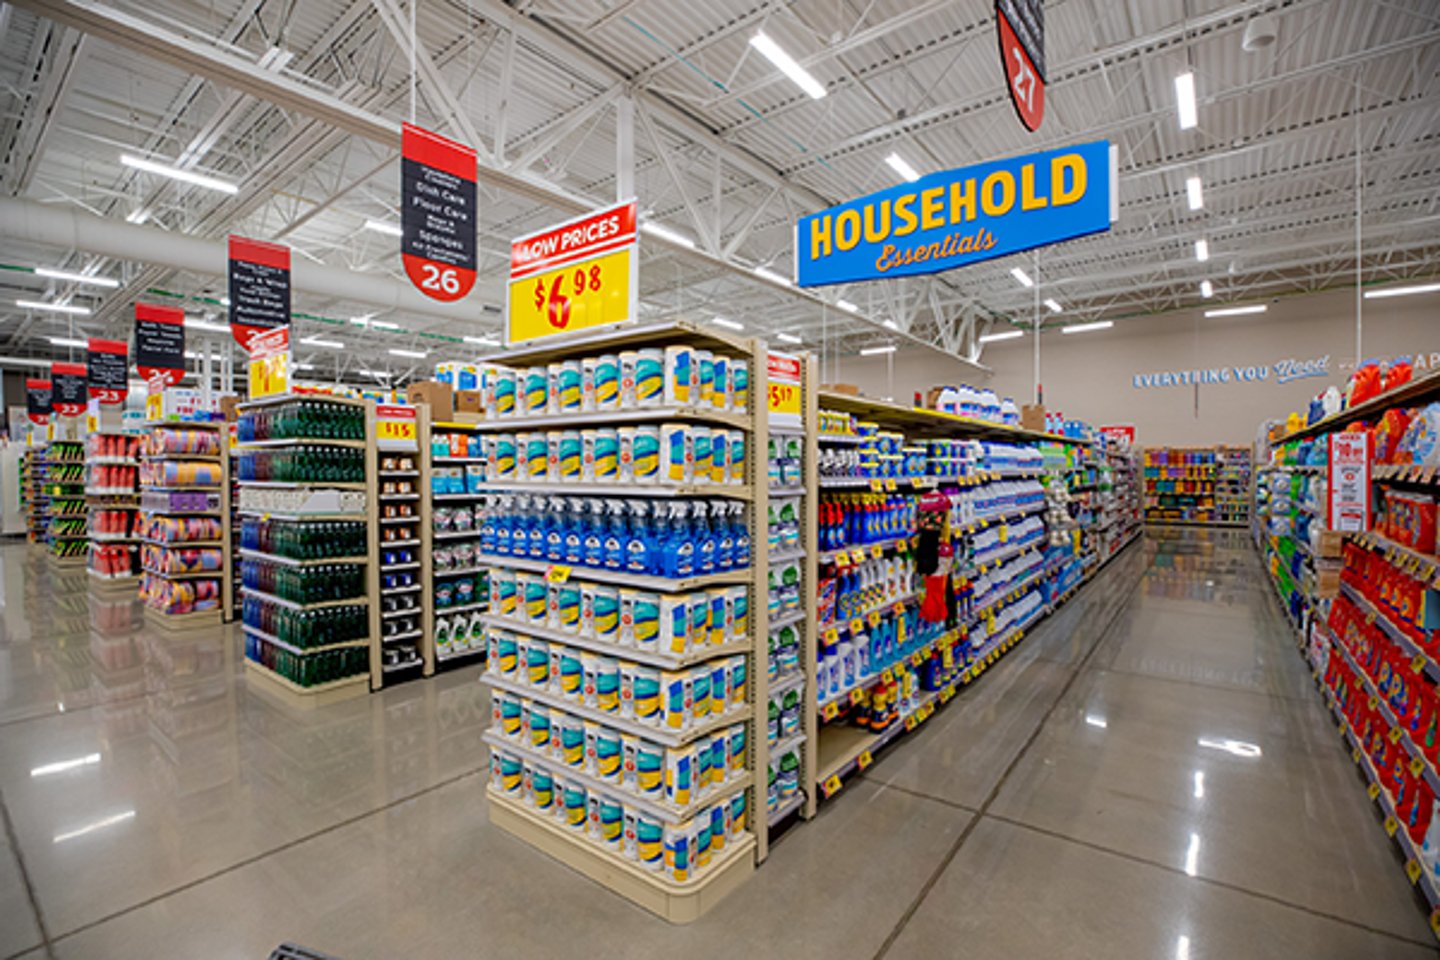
xmin=26 ymin=379 xmax=51 ymax=425
xmin=401 ymin=122 xmax=478 ymax=302
xmin=996 ymin=0 xmax=1046 ymax=132
xmin=134 ymin=303 xmax=186 ymax=386
xmin=228 ymin=235 xmax=291 ymax=354
xmin=51 ymin=363 xmax=87 ymax=417
xmin=87 ymin=338 xmax=128 ymax=405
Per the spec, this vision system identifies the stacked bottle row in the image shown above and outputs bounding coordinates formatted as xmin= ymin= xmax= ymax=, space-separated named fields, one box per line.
xmin=819 ymin=492 xmax=915 ymax=550
xmin=138 ymin=423 xmax=227 ymax=618
xmin=487 ymin=424 xmax=746 ymax=488
xmin=140 ymin=515 xmax=222 ymax=543
xmin=245 ymin=632 xmax=369 ymax=688
xmin=469 ymin=343 xmax=749 ymax=420
xmin=836 ymin=632 xmax=967 ymax=730
xmin=141 ymin=573 xmax=221 ymax=615
xmin=241 ymin=558 xmax=365 ymax=604
xmin=237 ymin=398 xmax=366 ymax=442
xmin=481 ymin=496 xmax=750 ymax=579
xmin=243 ymin=594 xmax=368 ymax=648
xmin=819 ymin=552 xmax=916 ymax=627
xmin=817 ymin=599 xmax=948 ymax=706
xmin=236 ymin=446 xmax=365 ymax=484
xmin=142 ymin=427 xmax=221 ymax=458
xmin=240 ymin=518 xmax=367 ymax=559
xmin=141 ymin=543 xmax=224 ymax=575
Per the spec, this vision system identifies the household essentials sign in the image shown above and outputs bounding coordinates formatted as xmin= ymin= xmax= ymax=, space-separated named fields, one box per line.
xmin=51 ymin=363 xmax=87 ymax=417
xmin=86 ymin=338 xmax=128 ymax=404
xmin=506 ymin=200 xmax=638 ymax=346
xmin=134 ymin=303 xmax=186 ymax=386
xmin=996 ymin=0 xmax=1045 ymax=131
xmin=401 ymin=122 xmax=478 ymax=302
xmin=228 ymin=235 xmax=291 ymax=352
xmin=796 ymin=140 xmax=1116 ymax=287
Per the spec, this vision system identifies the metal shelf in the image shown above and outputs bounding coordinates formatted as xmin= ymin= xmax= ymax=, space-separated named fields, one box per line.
xmin=469 ymin=404 xmax=750 ymax=432
xmin=241 ymin=586 xmax=368 ymax=611
xmin=483 ymin=480 xmax=750 ymax=500
xmin=481 ymin=613 xmax=748 ymax=670
xmin=238 ymin=549 xmax=368 ymax=567
xmin=478 ymin=553 xmax=750 ymax=592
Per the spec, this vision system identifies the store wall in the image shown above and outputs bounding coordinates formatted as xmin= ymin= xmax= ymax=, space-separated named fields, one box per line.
xmin=828 ymin=286 xmax=1440 ymax=446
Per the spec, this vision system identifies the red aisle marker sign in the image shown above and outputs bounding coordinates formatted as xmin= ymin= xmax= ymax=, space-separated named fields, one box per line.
xmin=1099 ymin=424 xmax=1136 ymax=445
xmin=26 ymin=379 xmax=51 ymax=425
xmin=134 ymin=303 xmax=186 ymax=386
xmin=1328 ymin=432 xmax=1372 ymax=532
xmin=401 ymin=123 xmax=478 ymax=302
xmin=996 ymin=0 xmax=1046 ymax=132
xmin=228 ymin=235 xmax=291 ymax=353
xmin=51 ymin=363 xmax=87 ymax=417
xmin=86 ymin=338 xmax=129 ymax=405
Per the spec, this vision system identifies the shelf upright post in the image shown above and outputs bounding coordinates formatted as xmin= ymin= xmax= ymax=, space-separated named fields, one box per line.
xmin=750 ymin=338 xmax=772 ymax=863
xmin=366 ymin=399 xmax=383 ymax=692
xmin=800 ymin=355 xmax=820 ymax=822
xmin=419 ymin=402 xmax=436 ymax=676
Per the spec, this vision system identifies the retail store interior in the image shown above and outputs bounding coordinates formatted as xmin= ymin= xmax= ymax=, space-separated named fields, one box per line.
xmin=0 ymin=1 xmax=1439 ymax=958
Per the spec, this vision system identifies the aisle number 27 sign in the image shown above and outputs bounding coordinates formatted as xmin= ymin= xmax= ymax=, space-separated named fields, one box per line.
xmin=506 ymin=201 xmax=637 ymax=346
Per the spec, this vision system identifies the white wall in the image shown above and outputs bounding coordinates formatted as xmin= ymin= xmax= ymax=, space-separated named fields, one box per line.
xmin=829 ymin=286 xmax=1440 ymax=446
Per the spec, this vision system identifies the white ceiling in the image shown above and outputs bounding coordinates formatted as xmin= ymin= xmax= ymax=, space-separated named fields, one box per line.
xmin=0 ymin=0 xmax=1437 ymax=384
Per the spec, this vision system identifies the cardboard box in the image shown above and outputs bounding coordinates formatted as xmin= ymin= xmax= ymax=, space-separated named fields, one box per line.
xmin=924 ymin=387 xmax=946 ymax=411
xmin=1021 ymin=403 xmax=1046 ymax=432
xmin=1314 ymin=529 xmax=1345 ymax=559
xmin=455 ymin=389 xmax=483 ymax=414
xmin=822 ymin=383 xmax=861 ymax=397
xmin=407 ymin=380 xmax=454 ymax=421
xmin=220 ymin=396 xmax=241 ymax=422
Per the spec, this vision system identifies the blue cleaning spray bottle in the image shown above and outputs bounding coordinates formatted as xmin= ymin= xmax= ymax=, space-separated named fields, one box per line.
xmin=626 ymin=500 xmax=654 ymax=574
xmin=546 ymin=496 xmax=566 ymax=562
xmin=713 ymin=499 xmax=734 ymax=569
xmin=510 ymin=494 xmax=530 ymax=558
xmin=603 ymin=499 xmax=627 ymax=570
xmin=730 ymin=501 xmax=750 ymax=569
xmin=562 ymin=498 xmax=584 ymax=565
xmin=662 ymin=502 xmax=693 ymax=578
xmin=492 ymin=494 xmax=512 ymax=556
xmin=528 ymin=495 xmax=548 ymax=560
xmin=694 ymin=501 xmax=717 ymax=574
xmin=582 ymin=498 xmax=605 ymax=570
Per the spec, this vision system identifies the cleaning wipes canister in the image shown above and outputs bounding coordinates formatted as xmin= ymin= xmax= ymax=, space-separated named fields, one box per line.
xmin=630 ymin=665 xmax=661 ymax=723
xmin=561 ymin=778 xmax=587 ymax=828
xmin=661 ymin=671 xmax=691 ymax=731
xmin=636 ymin=813 xmax=664 ymax=870
xmin=728 ymin=585 xmax=748 ymax=640
xmin=661 ymin=423 xmax=692 ymax=483
xmin=711 ymin=355 xmax=729 ymax=410
xmin=731 ymin=359 xmax=748 ymax=413
xmin=592 ymin=429 xmax=619 ymax=481
xmin=664 ymin=346 xmax=693 ymax=406
xmin=591 ymin=585 xmax=620 ymax=641
xmin=665 ymin=746 xmax=696 ymax=807
xmin=555 ymin=712 xmax=585 ymax=766
xmin=619 ymin=351 xmax=639 ymax=408
xmin=523 ymin=367 xmax=547 ymax=414
xmin=709 ymin=430 xmax=729 ymax=484
xmin=492 ymin=434 xmax=517 ymax=480
xmin=635 ymin=349 xmax=664 ymax=406
xmin=660 ymin=594 xmax=689 ymax=655
xmin=593 ymin=354 xmax=620 ymax=409
xmin=631 ymin=426 xmax=660 ymax=482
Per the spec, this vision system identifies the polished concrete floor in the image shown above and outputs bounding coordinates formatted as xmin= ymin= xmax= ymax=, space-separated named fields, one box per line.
xmin=0 ymin=529 xmax=1433 ymax=959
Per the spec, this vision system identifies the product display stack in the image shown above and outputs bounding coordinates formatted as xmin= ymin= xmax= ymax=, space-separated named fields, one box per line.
xmin=86 ymin=431 xmax=142 ymax=588
xmin=42 ymin=439 xmax=87 ymax=565
xmin=23 ymin=450 xmax=42 ymax=544
xmin=138 ymin=421 xmax=231 ymax=626
xmin=1215 ymin=445 xmax=1253 ymax=526
xmin=373 ymin=403 xmax=427 ymax=681
xmin=1095 ymin=439 xmax=1142 ymax=566
xmin=477 ymin=321 xmax=764 ymax=920
xmin=428 ymin=417 xmax=488 ymax=669
xmin=236 ymin=394 xmax=375 ymax=703
xmin=1143 ymin=447 xmax=1224 ymax=526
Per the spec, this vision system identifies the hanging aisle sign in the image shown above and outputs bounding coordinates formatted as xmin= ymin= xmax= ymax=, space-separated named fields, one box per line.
xmin=796 ymin=140 xmax=1116 ymax=287
xmin=25 ymin=380 xmax=51 ymax=425
xmin=86 ymin=338 xmax=128 ymax=405
xmin=402 ymin=122 xmax=478 ymax=302
xmin=228 ymin=235 xmax=291 ymax=353
xmin=506 ymin=200 xmax=638 ymax=346
xmin=51 ymin=363 xmax=87 ymax=417
xmin=134 ymin=303 xmax=186 ymax=386
xmin=996 ymin=0 xmax=1045 ymax=132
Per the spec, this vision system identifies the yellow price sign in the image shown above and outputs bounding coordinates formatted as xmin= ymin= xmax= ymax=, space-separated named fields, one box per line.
xmin=850 ymin=618 xmax=864 ymax=635
xmin=247 ymin=353 xmax=289 ymax=400
xmin=1389 ymin=727 xmax=1404 ymax=745
xmin=939 ymin=687 xmax=953 ymax=704
xmin=767 ymin=378 xmax=801 ymax=418
xmin=892 ymin=602 xmax=905 ymax=617
xmin=911 ymin=652 xmax=923 ymax=667
xmin=823 ymin=628 xmax=840 ymax=646
xmin=871 ymin=543 xmax=885 ymax=559
xmin=884 ymin=478 xmax=897 ymax=492
xmin=1367 ymin=782 xmax=1381 ymax=801
xmin=904 ymin=714 xmax=917 ymax=731
xmin=1411 ymin=757 xmax=1426 ymax=778
xmin=1385 ymin=815 xmax=1400 ymax=837
xmin=1413 ymin=655 xmax=1428 ymax=674
xmin=851 ymin=549 xmax=868 ymax=566
xmin=1407 ymin=860 xmax=1423 ymax=885
xmin=867 ymin=611 xmax=882 ymax=628
xmin=821 ymin=701 xmax=839 ymax=721
xmin=849 ymin=687 xmax=865 ymax=705
xmin=507 ymin=244 xmax=635 ymax=345
xmin=880 ymin=668 xmax=894 ymax=684
xmin=1352 ymin=747 xmax=1362 ymax=764
xmin=375 ymin=404 xmax=418 ymax=449
xmin=857 ymin=750 xmax=873 ymax=771
xmin=869 ymin=479 xmax=884 ymax=493
xmin=377 ymin=419 xmax=417 ymax=445
xmin=545 ymin=564 xmax=572 ymax=584
xmin=822 ymin=774 xmax=842 ymax=798
xmin=1431 ymin=908 xmax=1440 ymax=937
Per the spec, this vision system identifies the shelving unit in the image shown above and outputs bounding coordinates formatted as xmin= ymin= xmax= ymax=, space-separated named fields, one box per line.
xmin=137 ymin=422 xmax=231 ymax=626
xmin=426 ymin=416 xmax=488 ymax=671
xmin=86 ymin=431 xmax=142 ymax=589
xmin=236 ymin=394 xmax=375 ymax=705
xmin=371 ymin=404 xmax=430 ymax=681
xmin=42 ymin=439 xmax=87 ymax=565
xmin=477 ymin=320 xmax=766 ymax=920
xmin=1142 ymin=446 xmax=1250 ymax=527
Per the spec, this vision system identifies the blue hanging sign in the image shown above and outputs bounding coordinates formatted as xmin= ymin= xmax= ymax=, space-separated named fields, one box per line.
xmin=795 ymin=140 xmax=1117 ymax=287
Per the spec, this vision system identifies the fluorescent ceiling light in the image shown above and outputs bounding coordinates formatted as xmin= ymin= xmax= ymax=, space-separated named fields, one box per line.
xmin=125 ymin=209 xmax=148 ymax=224
xmin=1194 ymin=239 xmax=1209 ymax=262
xmin=882 ymin=319 xmax=898 ymax=330
xmin=640 ymin=221 xmax=696 ymax=249
xmin=48 ymin=337 xmax=89 ymax=349
xmin=1185 ymin=176 xmax=1204 ymax=210
xmin=978 ymin=329 xmax=1024 ymax=343
xmin=363 ymin=219 xmax=403 ymax=237
xmin=835 ymin=299 xmax=859 ymax=313
xmin=464 ymin=336 xmax=500 ymax=346
xmin=1197 ymin=736 xmax=1262 ymax=758
xmin=1043 ymin=298 xmax=1062 ymax=313
xmin=36 ymin=267 xmax=119 ymax=289
xmin=1203 ymin=304 xmax=1267 ymax=318
xmin=53 ymin=809 xmax=136 ymax=844
xmin=121 ymin=154 xmax=237 ymax=194
xmin=372 ymin=321 xmax=401 ymax=331
xmin=357 ymin=368 xmax=390 ymax=379
xmin=776 ymin=332 xmax=802 ymax=344
xmin=859 ymin=345 xmax=897 ymax=356
xmin=293 ymin=362 xmax=316 ymax=371
xmin=1175 ymin=72 xmax=1198 ymax=130
xmin=16 ymin=299 xmax=90 ymax=316
xmin=749 ymin=31 xmax=826 ymax=100
xmin=300 ymin=337 xmax=344 ymax=349
xmin=184 ymin=318 xmax=231 ymax=334
xmin=753 ymin=265 xmax=792 ymax=287
xmin=711 ymin=317 xmax=744 ymax=331
xmin=1364 ymin=282 xmax=1440 ymax=299
xmin=1010 ymin=267 xmax=1034 ymax=287
xmin=219 ymin=297 xmax=231 ymax=306
xmin=1061 ymin=320 xmax=1114 ymax=334
xmin=1200 ymin=280 xmax=1214 ymax=299
xmin=885 ymin=152 xmax=920 ymax=183
xmin=388 ymin=348 xmax=428 ymax=359
xmin=31 ymin=753 xmax=100 ymax=777
xmin=183 ymin=351 xmax=225 ymax=361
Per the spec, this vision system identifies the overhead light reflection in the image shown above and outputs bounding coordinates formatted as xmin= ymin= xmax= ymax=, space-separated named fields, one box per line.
xmin=1183 ymin=832 xmax=1200 ymax=876
xmin=53 ymin=809 xmax=135 ymax=844
xmin=1176 ymin=934 xmax=1191 ymax=960
xmin=1197 ymin=737 xmax=1261 ymax=758
xmin=1085 ymin=714 xmax=1108 ymax=728
xmin=31 ymin=753 xmax=100 ymax=777
xmin=1193 ymin=770 xmax=1205 ymax=799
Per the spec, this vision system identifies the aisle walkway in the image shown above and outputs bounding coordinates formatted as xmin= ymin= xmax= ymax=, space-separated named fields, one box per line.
xmin=0 ymin=530 xmax=1432 ymax=958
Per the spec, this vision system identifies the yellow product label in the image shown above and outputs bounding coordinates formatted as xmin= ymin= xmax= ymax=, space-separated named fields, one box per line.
xmin=507 ymin=247 xmax=634 ymax=345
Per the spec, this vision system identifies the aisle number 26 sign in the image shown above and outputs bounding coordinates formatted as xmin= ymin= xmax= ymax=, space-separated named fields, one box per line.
xmin=506 ymin=201 xmax=637 ymax=346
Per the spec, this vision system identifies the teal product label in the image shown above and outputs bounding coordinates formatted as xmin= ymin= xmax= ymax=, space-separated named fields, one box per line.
xmin=561 ymin=781 xmax=587 ymax=827
xmin=632 ymin=669 xmax=661 ymax=720
xmin=559 ymin=721 xmax=585 ymax=766
xmin=593 ymin=589 xmax=620 ymax=638
xmin=729 ymin=434 xmax=746 ymax=482
xmin=691 ymin=670 xmax=711 ymax=718
xmin=558 ymin=365 xmax=582 ymax=410
xmin=696 ymin=818 xmax=713 ymax=863
xmin=593 ymin=432 xmax=619 ymax=480
xmin=558 ymin=433 xmax=582 ymax=479
xmin=525 ymin=435 xmax=548 ymax=478
xmin=531 ymin=767 xmax=554 ymax=809
xmin=632 ymin=594 xmax=659 ymax=649
xmin=667 ymin=349 xmax=693 ymax=405
xmin=525 ymin=644 xmax=549 ymax=686
xmin=499 ymin=696 xmax=523 ymax=736
xmin=558 ymin=649 xmax=583 ymax=697
xmin=499 ymin=753 xmax=523 ymax=793
xmin=731 ymin=362 xmax=748 ymax=411
xmin=635 ymin=352 xmax=663 ymax=403
xmin=635 ymin=743 xmax=664 ymax=795
xmin=728 ymin=725 xmax=746 ymax=773
xmin=731 ymin=589 xmax=748 ymax=638
xmin=600 ymin=796 xmax=623 ymax=844
xmin=699 ymin=357 xmax=715 ymax=401
xmin=664 ymin=598 xmax=689 ymax=653
xmin=557 ymin=584 xmax=581 ymax=630
xmin=689 ymin=599 xmax=708 ymax=646
xmin=708 ymin=593 xmax=727 ymax=645
xmin=710 ymin=432 xmax=728 ymax=481
xmin=632 ymin=430 xmax=659 ymax=480
xmin=665 ymin=828 xmax=692 ymax=881
xmin=710 ymin=805 xmax=727 ymax=851
xmin=593 ymin=356 xmax=620 ymax=407
xmin=524 ymin=579 xmax=548 ymax=622
xmin=664 ymin=427 xmax=690 ymax=482
xmin=523 ymin=369 xmax=547 ymax=412
xmin=636 ymin=817 xmax=664 ymax=865
xmin=710 ymin=663 xmax=728 ymax=715
xmin=493 ymin=632 xmax=518 ymax=674
xmin=663 ymin=675 xmax=689 ymax=730
xmin=595 ymin=661 xmax=621 ymax=713
xmin=595 ymin=731 xmax=622 ymax=780
xmin=494 ymin=375 xmax=517 ymax=415
xmin=692 ymin=432 xmax=713 ymax=478
xmin=494 ymin=436 xmax=517 ymax=478
xmin=729 ymin=656 xmax=747 ymax=706
xmin=495 ymin=576 xmax=518 ymax=616
xmin=730 ymin=791 xmax=747 ymax=833
xmin=528 ymin=707 xmax=551 ymax=749
xmin=711 ymin=357 xmax=729 ymax=406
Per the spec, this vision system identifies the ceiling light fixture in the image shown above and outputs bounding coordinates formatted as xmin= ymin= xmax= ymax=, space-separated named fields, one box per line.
xmin=16 ymin=299 xmax=90 ymax=316
xmin=388 ymin=348 xmax=428 ymax=359
xmin=1200 ymin=280 xmax=1214 ymax=299
xmin=640 ymin=221 xmax=696 ymax=249
xmin=1203 ymin=304 xmax=1267 ymax=318
xmin=882 ymin=319 xmax=898 ymax=330
xmin=859 ymin=345 xmax=897 ymax=356
xmin=749 ymin=32 xmax=826 ymax=100
xmin=978 ymin=329 xmax=1025 ymax=343
xmin=711 ymin=317 xmax=744 ymax=331
xmin=1363 ymin=282 xmax=1440 ymax=299
xmin=293 ymin=362 xmax=316 ymax=371
xmin=184 ymin=318 xmax=231 ymax=334
xmin=362 ymin=219 xmax=403 ymax=237
xmin=371 ymin=320 xmax=402 ymax=331
xmin=1061 ymin=320 xmax=1114 ymax=334
xmin=1185 ymin=175 xmax=1204 ymax=210
xmin=300 ymin=337 xmax=345 ymax=349
xmin=464 ymin=336 xmax=500 ymax=347
xmin=1043 ymin=298 xmax=1062 ymax=313
xmin=776 ymin=333 xmax=803 ymax=344
xmin=35 ymin=267 xmax=119 ymax=289
xmin=1010 ymin=267 xmax=1034 ymax=287
xmin=835 ymin=299 xmax=859 ymax=313
xmin=120 ymin=154 xmax=238 ymax=194
xmin=1194 ymin=239 xmax=1209 ymax=262
xmin=125 ymin=209 xmax=148 ymax=225
xmin=48 ymin=337 xmax=89 ymax=349
xmin=753 ymin=265 xmax=792 ymax=287
xmin=885 ymin=152 xmax=921 ymax=183
xmin=1174 ymin=72 xmax=1198 ymax=130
